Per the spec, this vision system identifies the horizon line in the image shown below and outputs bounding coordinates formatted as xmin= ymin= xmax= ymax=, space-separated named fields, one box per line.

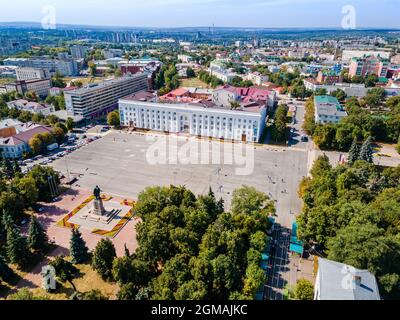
xmin=0 ymin=21 xmax=399 ymax=31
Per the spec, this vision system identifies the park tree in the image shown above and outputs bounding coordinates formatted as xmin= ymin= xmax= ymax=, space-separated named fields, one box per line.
xmin=0 ymin=190 xmax=25 ymax=221
xmin=54 ymin=122 xmax=68 ymax=134
xmin=12 ymin=160 xmax=21 ymax=176
xmin=25 ymin=91 xmax=39 ymax=102
xmin=1 ymin=210 xmax=14 ymax=234
xmin=174 ymin=280 xmax=207 ymax=300
xmin=6 ymin=225 xmax=29 ymax=268
xmin=82 ymin=289 xmax=109 ymax=300
xmin=348 ymin=139 xmax=361 ymax=165
xmin=52 ymin=71 xmax=66 ymax=88
xmin=242 ymin=263 xmax=266 ymax=298
xmin=186 ymin=67 xmax=196 ymax=78
xmin=7 ymin=288 xmax=48 ymax=300
xmin=273 ymin=105 xmax=288 ymax=142
xmin=46 ymin=115 xmax=59 ymax=126
xmin=327 ymin=224 xmax=400 ymax=276
xmin=89 ymin=62 xmax=97 ymax=77
xmin=117 ymin=283 xmax=141 ymax=300
xmin=107 ymin=111 xmax=120 ymax=128
xmin=312 ymin=124 xmax=337 ymax=150
xmin=303 ymin=97 xmax=316 ymax=135
xmin=294 ymin=279 xmax=314 ymax=300
xmin=2 ymin=158 xmax=14 ymax=180
xmin=27 ymin=216 xmax=48 ymax=252
xmin=65 ymin=117 xmax=75 ymax=131
xmin=359 ymin=136 xmax=374 ymax=163
xmin=229 ymin=100 xmax=241 ymax=110
xmin=231 ymin=186 xmax=275 ymax=219
xmin=32 ymin=112 xmax=45 ymax=124
xmin=53 ymin=127 xmax=66 ymax=144
xmin=70 ymin=228 xmax=88 ymax=264
xmin=365 ymin=74 xmax=379 ymax=87
xmin=28 ymin=136 xmax=43 ymax=155
xmin=331 ymin=89 xmax=347 ymax=101
xmin=92 ymin=238 xmax=117 ymax=280
xmin=50 ymin=255 xmax=79 ymax=292
xmin=27 ymin=166 xmax=60 ymax=202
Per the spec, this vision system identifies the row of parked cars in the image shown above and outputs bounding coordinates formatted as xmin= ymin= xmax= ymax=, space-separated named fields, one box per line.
xmin=20 ymin=135 xmax=102 ymax=172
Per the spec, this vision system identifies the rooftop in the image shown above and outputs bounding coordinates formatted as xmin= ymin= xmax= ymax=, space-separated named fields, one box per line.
xmin=7 ymin=99 xmax=52 ymax=112
xmin=314 ymin=95 xmax=347 ymax=118
xmin=0 ymin=124 xmax=53 ymax=146
xmin=317 ymin=258 xmax=380 ymax=300
xmin=120 ymin=90 xmax=262 ymax=115
xmin=64 ymin=74 xmax=147 ymax=96
xmin=0 ymin=118 xmax=23 ymax=130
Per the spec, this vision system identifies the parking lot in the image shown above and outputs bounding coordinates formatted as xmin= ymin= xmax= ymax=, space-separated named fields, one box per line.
xmin=19 ymin=125 xmax=111 ymax=174
xmin=50 ymin=131 xmax=309 ymax=228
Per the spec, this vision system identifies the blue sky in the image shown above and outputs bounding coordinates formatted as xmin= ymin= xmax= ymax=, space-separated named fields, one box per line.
xmin=0 ymin=0 xmax=398 ymax=28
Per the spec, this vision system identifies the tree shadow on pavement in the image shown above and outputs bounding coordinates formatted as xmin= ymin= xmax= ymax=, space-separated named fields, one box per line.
xmin=264 ymin=224 xmax=292 ymax=300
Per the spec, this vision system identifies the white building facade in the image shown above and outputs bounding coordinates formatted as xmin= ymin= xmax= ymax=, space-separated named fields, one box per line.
xmin=119 ymin=100 xmax=267 ymax=143
xmin=16 ymin=68 xmax=50 ymax=81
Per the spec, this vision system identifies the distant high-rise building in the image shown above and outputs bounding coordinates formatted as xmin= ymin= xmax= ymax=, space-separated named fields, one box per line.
xmin=70 ymin=45 xmax=87 ymax=59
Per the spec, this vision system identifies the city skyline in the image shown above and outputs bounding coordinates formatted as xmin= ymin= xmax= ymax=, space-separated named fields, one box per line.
xmin=0 ymin=0 xmax=399 ymax=29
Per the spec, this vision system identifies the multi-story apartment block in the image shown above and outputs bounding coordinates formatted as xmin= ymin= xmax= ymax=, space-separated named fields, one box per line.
xmin=70 ymin=45 xmax=88 ymax=59
xmin=314 ymin=96 xmax=347 ymax=124
xmin=16 ymin=68 xmax=51 ymax=81
xmin=316 ymin=70 xmax=342 ymax=85
xmin=64 ymin=74 xmax=148 ymax=119
xmin=119 ymin=90 xmax=268 ymax=143
xmin=349 ymin=55 xmax=389 ymax=79
xmin=209 ymin=60 xmax=237 ymax=83
xmin=4 ymin=58 xmax=78 ymax=76
xmin=0 ymin=78 xmax=52 ymax=98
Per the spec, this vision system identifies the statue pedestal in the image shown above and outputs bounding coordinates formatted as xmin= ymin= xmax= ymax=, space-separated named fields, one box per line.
xmin=92 ymin=198 xmax=106 ymax=216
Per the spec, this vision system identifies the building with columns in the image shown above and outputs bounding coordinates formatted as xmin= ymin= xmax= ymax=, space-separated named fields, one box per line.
xmin=119 ymin=91 xmax=268 ymax=143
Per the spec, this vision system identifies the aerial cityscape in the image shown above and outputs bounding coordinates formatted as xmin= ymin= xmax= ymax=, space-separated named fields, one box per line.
xmin=0 ymin=0 xmax=400 ymax=307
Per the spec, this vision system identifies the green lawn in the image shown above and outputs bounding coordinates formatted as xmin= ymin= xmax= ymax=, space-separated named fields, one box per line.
xmin=0 ymin=78 xmax=15 ymax=85
xmin=180 ymin=78 xmax=210 ymax=89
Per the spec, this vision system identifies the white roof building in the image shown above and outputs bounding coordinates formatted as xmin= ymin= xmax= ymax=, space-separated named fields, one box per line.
xmin=314 ymin=258 xmax=380 ymax=300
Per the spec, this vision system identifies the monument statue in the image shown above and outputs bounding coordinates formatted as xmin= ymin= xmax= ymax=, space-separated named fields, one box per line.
xmin=93 ymin=185 xmax=102 ymax=200
xmin=92 ymin=185 xmax=105 ymax=216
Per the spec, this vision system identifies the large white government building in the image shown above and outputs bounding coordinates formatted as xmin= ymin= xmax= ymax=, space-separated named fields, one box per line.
xmin=119 ymin=91 xmax=268 ymax=143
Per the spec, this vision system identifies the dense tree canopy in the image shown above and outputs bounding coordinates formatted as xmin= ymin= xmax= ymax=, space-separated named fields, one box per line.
xmin=303 ymin=95 xmax=400 ymax=151
xmin=298 ymin=156 xmax=400 ymax=298
xmin=112 ymin=185 xmax=274 ymax=300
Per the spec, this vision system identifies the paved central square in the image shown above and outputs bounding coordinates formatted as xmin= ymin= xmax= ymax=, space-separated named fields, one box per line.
xmin=51 ymin=131 xmax=308 ymax=228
